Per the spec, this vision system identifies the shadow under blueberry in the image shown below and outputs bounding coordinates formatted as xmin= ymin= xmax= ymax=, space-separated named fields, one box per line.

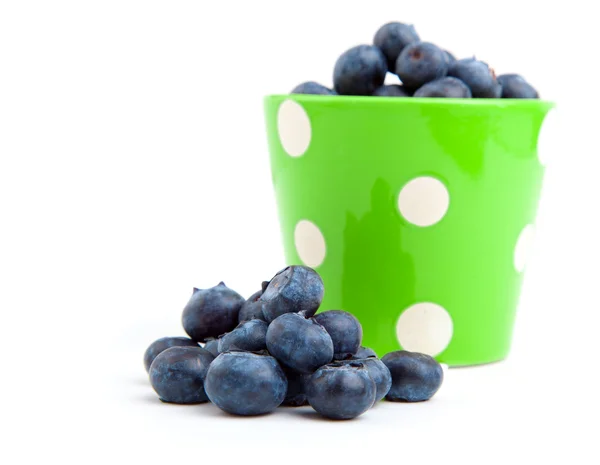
xmin=135 ymin=393 xmax=163 ymax=404
xmin=130 ymin=377 xmax=151 ymax=387
xmin=341 ymin=177 xmax=416 ymax=348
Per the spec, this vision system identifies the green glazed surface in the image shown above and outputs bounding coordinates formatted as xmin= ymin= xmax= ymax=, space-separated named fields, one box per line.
xmin=264 ymin=95 xmax=554 ymax=366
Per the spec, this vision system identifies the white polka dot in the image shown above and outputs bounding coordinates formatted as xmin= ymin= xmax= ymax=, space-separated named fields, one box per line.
xmin=514 ymin=224 xmax=535 ymax=273
xmin=277 ymin=99 xmax=311 ymax=157
xmin=294 ymin=220 xmax=326 ymax=268
xmin=537 ymin=108 xmax=559 ymax=166
xmin=396 ymin=302 xmax=453 ymax=357
xmin=398 ymin=176 xmax=449 ymax=227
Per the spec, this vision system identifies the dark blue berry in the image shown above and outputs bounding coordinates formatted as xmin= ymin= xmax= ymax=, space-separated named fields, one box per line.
xmin=444 ymin=50 xmax=456 ymax=64
xmin=373 ymin=22 xmax=420 ymax=70
xmin=306 ymin=361 xmax=376 ymax=420
xmin=413 ymin=76 xmax=472 ymax=98
xmin=281 ymin=366 xmax=309 ymax=407
xmin=260 ymin=266 xmax=324 ymax=323
xmin=313 ymin=310 xmax=362 ymax=359
xmin=204 ymin=351 xmax=287 ymax=416
xmin=266 ymin=312 xmax=333 ymax=374
xmin=203 ymin=338 xmax=220 ymax=357
xmin=182 ymin=282 xmax=245 ymax=342
xmin=354 ymin=346 xmax=377 ymax=359
xmin=340 ymin=358 xmax=391 ymax=405
xmin=238 ymin=289 xmax=266 ymax=323
xmin=217 ymin=319 xmax=268 ymax=353
xmin=291 ymin=81 xmax=336 ymax=95
xmin=497 ymin=74 xmax=539 ymax=99
xmin=448 ymin=58 xmax=501 ymax=98
xmin=149 ymin=346 xmax=215 ymax=404
xmin=372 ymin=84 xmax=409 ymax=97
xmin=143 ymin=336 xmax=198 ymax=373
xmin=382 ymin=350 xmax=444 ymax=402
xmin=395 ymin=42 xmax=448 ymax=90
xmin=333 ymin=45 xmax=387 ymax=96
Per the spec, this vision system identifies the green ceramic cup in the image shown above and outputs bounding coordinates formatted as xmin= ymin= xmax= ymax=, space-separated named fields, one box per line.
xmin=263 ymin=94 xmax=555 ymax=366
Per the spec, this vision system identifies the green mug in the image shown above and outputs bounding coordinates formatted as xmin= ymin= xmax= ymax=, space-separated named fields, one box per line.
xmin=263 ymin=94 xmax=555 ymax=366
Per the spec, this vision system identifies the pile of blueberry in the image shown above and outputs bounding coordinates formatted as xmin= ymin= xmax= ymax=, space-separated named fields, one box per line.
xmin=292 ymin=21 xmax=538 ymax=99
xmin=144 ymin=265 xmax=444 ymax=420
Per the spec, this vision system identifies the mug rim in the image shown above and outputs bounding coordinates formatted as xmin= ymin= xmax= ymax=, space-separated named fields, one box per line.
xmin=264 ymin=94 xmax=555 ymax=109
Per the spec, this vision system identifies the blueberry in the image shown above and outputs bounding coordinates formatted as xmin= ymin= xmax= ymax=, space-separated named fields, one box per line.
xmin=333 ymin=45 xmax=387 ymax=96
xmin=149 ymin=346 xmax=215 ymax=404
xmin=313 ymin=310 xmax=362 ymax=359
xmin=182 ymin=282 xmax=245 ymax=342
xmin=281 ymin=366 xmax=309 ymax=407
xmin=238 ymin=289 xmax=266 ymax=323
xmin=204 ymin=351 xmax=287 ymax=416
xmin=203 ymin=338 xmax=220 ymax=357
xmin=261 ymin=281 xmax=270 ymax=292
xmin=497 ymin=74 xmax=539 ymax=99
xmin=395 ymin=42 xmax=448 ymax=90
xmin=381 ymin=350 xmax=444 ymax=402
xmin=444 ymin=50 xmax=456 ymax=64
xmin=260 ymin=266 xmax=324 ymax=323
xmin=306 ymin=361 xmax=376 ymax=420
xmin=448 ymin=58 xmax=501 ymax=98
xmin=413 ymin=76 xmax=472 ymax=98
xmin=340 ymin=358 xmax=391 ymax=405
xmin=143 ymin=336 xmax=198 ymax=373
xmin=266 ymin=312 xmax=333 ymax=374
xmin=354 ymin=346 xmax=377 ymax=359
xmin=217 ymin=319 xmax=268 ymax=353
xmin=291 ymin=81 xmax=336 ymax=95
xmin=373 ymin=22 xmax=420 ymax=70
xmin=372 ymin=84 xmax=409 ymax=97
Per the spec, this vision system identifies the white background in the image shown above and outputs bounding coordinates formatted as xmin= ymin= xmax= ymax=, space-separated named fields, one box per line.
xmin=1 ymin=1 xmax=599 ymax=464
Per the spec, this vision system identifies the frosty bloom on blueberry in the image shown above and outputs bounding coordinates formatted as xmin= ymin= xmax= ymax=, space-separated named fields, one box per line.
xmin=143 ymin=336 xmax=199 ymax=373
xmin=266 ymin=312 xmax=334 ymax=374
xmin=217 ymin=319 xmax=268 ymax=353
xmin=288 ymin=19 xmax=538 ymax=99
xmin=413 ymin=76 xmax=472 ymax=98
xmin=143 ymin=263 xmax=446 ymax=419
xmin=238 ymin=289 xmax=266 ymax=323
xmin=182 ymin=282 xmax=245 ymax=342
xmin=333 ymin=45 xmax=387 ymax=96
xmin=149 ymin=346 xmax=215 ymax=404
xmin=204 ymin=351 xmax=288 ymax=416
xmin=373 ymin=22 xmax=420 ymax=70
xmin=395 ymin=41 xmax=449 ymax=90
xmin=291 ymin=81 xmax=336 ymax=95
xmin=306 ymin=361 xmax=376 ymax=420
xmin=448 ymin=58 xmax=501 ymax=98
xmin=382 ymin=350 xmax=444 ymax=402
xmin=338 ymin=357 xmax=392 ymax=405
xmin=497 ymin=74 xmax=539 ymax=99
xmin=260 ymin=265 xmax=324 ymax=322
xmin=372 ymin=84 xmax=409 ymax=97
xmin=313 ymin=310 xmax=362 ymax=360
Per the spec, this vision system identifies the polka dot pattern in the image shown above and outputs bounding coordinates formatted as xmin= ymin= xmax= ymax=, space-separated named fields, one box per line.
xmin=514 ymin=224 xmax=535 ymax=273
xmin=294 ymin=220 xmax=326 ymax=268
xmin=273 ymin=97 xmax=546 ymax=362
xmin=277 ymin=99 xmax=312 ymax=157
xmin=396 ymin=302 xmax=453 ymax=357
xmin=398 ymin=176 xmax=449 ymax=227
